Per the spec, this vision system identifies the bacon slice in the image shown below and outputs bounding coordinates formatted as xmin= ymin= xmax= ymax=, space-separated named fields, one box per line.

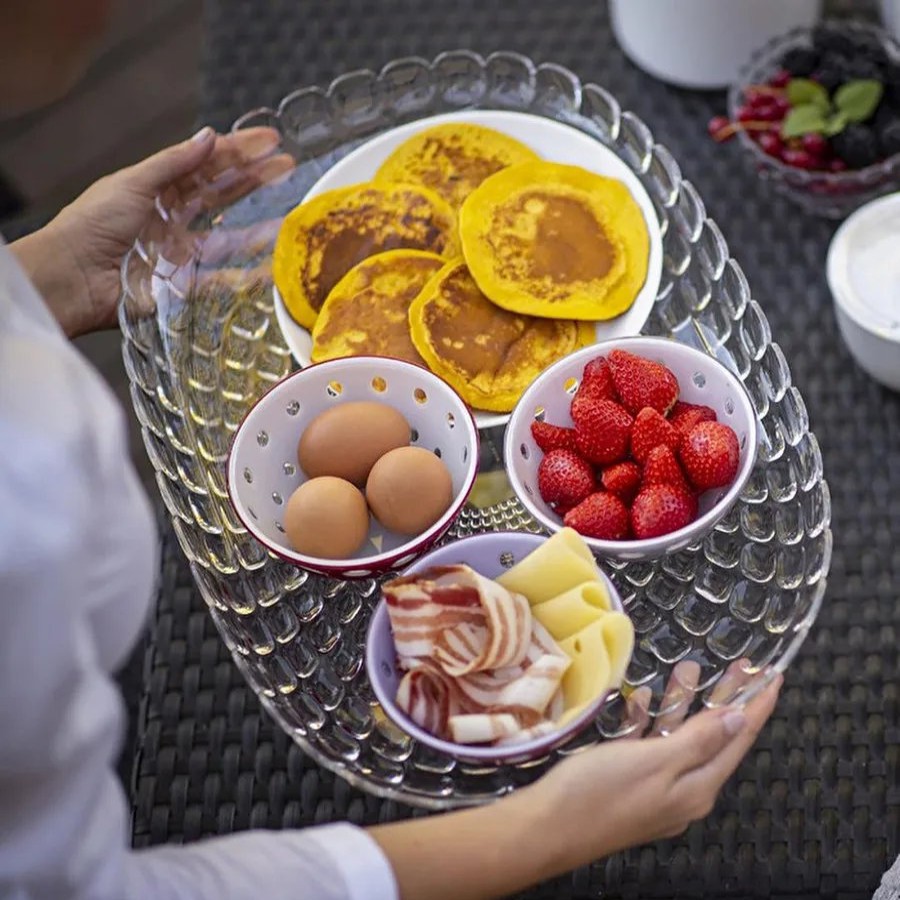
xmin=384 ymin=564 xmax=571 ymax=746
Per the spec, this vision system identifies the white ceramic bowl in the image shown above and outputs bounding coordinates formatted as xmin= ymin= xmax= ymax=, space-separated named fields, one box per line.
xmin=272 ymin=109 xmax=665 ymax=430
xmin=365 ymin=531 xmax=626 ymax=764
xmin=504 ymin=337 xmax=759 ymax=561
xmin=226 ymin=356 xmax=479 ymax=578
xmin=826 ymin=191 xmax=900 ymax=393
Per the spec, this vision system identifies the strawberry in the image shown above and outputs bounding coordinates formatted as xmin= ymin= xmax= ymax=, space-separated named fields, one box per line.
xmin=641 ymin=444 xmax=691 ymax=493
xmin=537 ymin=449 xmax=596 ymax=509
xmin=607 ymin=349 xmax=679 ymax=416
xmin=601 ymin=461 xmax=642 ymax=504
xmin=679 ymin=421 xmax=740 ymax=490
xmin=630 ymin=407 xmax=680 ymax=464
xmin=531 ymin=420 xmax=578 ymax=453
xmin=564 ymin=492 xmax=631 ymax=540
xmin=571 ymin=398 xmax=633 ymax=465
xmin=669 ymin=401 xmax=717 ymax=439
xmin=631 ymin=484 xmax=698 ymax=539
xmin=581 ymin=356 xmax=617 ymax=400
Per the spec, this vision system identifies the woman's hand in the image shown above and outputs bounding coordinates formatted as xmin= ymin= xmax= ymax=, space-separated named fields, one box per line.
xmin=530 ymin=671 xmax=782 ymax=873
xmin=370 ymin=670 xmax=782 ymax=900
xmin=11 ymin=126 xmax=294 ymax=337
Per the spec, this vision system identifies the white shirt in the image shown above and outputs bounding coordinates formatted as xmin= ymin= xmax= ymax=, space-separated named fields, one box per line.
xmin=0 ymin=241 xmax=399 ymax=900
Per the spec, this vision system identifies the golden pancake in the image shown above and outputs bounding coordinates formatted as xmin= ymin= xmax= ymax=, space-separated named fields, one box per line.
xmin=310 ymin=250 xmax=446 ymax=366
xmin=374 ymin=123 xmax=540 ymax=210
xmin=273 ymin=182 xmax=459 ymax=329
xmin=459 ymin=161 xmax=650 ymax=321
xmin=409 ymin=260 xmax=594 ymax=412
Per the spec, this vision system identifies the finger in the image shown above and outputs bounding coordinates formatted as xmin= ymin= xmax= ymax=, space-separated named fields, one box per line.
xmin=617 ymin=686 xmax=652 ymax=740
xmin=708 ymin=658 xmax=754 ymax=706
xmin=652 ymin=660 xmax=701 ymax=737
xmin=678 ymin=674 xmax=782 ymax=793
xmin=177 ymin=127 xmax=284 ymax=192
xmin=192 ymin=153 xmax=296 ymax=210
xmin=665 ymin=699 xmax=750 ymax=774
xmin=123 ymin=126 xmax=218 ymax=197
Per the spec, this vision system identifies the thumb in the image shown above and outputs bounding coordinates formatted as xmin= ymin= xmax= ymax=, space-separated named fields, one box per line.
xmin=124 ymin=126 xmax=216 ymax=196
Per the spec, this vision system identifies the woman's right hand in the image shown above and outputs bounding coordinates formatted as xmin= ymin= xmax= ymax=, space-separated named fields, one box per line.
xmin=529 ymin=671 xmax=782 ymax=872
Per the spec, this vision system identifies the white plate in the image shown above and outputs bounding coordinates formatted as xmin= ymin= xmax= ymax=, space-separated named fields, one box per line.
xmin=273 ymin=109 xmax=665 ymax=429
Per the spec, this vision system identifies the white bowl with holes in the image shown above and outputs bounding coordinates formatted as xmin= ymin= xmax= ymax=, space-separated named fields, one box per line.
xmin=272 ymin=109 xmax=665 ymax=431
xmin=504 ymin=337 xmax=759 ymax=561
xmin=227 ymin=356 xmax=480 ymax=578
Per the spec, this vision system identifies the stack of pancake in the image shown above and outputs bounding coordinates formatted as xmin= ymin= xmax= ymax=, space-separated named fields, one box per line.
xmin=273 ymin=123 xmax=649 ymax=413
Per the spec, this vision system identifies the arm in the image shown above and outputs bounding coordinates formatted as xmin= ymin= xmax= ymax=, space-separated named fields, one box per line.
xmin=368 ymin=684 xmax=779 ymax=900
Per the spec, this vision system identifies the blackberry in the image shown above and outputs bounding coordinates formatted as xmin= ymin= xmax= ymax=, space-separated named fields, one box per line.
xmin=812 ymin=26 xmax=856 ymax=58
xmin=846 ymin=32 xmax=890 ymax=69
xmin=845 ymin=56 xmax=884 ymax=82
xmin=831 ymin=123 xmax=881 ymax=169
xmin=813 ymin=59 xmax=852 ymax=94
xmin=780 ymin=46 xmax=820 ymax=77
xmin=884 ymin=64 xmax=900 ymax=106
xmin=880 ymin=120 xmax=900 ymax=157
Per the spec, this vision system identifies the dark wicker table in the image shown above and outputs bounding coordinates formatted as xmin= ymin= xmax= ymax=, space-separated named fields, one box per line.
xmin=130 ymin=1 xmax=900 ymax=897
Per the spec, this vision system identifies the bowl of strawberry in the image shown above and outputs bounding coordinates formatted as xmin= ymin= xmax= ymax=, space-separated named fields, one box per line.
xmin=504 ymin=338 xmax=758 ymax=562
xmin=711 ymin=20 xmax=900 ymax=218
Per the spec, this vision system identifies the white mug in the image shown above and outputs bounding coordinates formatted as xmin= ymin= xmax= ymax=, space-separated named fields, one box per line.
xmin=880 ymin=0 xmax=900 ymax=41
xmin=609 ymin=0 xmax=824 ymax=90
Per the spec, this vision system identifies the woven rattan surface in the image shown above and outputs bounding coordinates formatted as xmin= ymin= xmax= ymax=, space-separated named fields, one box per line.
xmin=130 ymin=0 xmax=900 ymax=896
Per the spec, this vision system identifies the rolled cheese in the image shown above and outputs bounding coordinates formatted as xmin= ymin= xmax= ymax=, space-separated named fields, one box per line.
xmin=531 ymin=580 xmax=613 ymax=641
xmin=497 ymin=528 xmax=601 ymax=605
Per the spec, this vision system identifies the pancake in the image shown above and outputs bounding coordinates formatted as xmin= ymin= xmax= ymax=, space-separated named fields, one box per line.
xmin=459 ymin=161 xmax=649 ymax=321
xmin=409 ymin=260 xmax=594 ymax=412
xmin=374 ymin=123 xmax=540 ymax=210
xmin=273 ymin=182 xmax=459 ymax=329
xmin=310 ymin=250 xmax=446 ymax=366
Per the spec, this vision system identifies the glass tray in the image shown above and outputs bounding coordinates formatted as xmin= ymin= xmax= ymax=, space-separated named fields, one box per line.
xmin=120 ymin=51 xmax=832 ymax=809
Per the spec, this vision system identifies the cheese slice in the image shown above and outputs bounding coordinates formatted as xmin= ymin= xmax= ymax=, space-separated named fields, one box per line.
xmin=531 ymin=581 xmax=612 ymax=641
xmin=558 ymin=612 xmax=635 ymax=712
xmin=497 ymin=528 xmax=601 ymax=605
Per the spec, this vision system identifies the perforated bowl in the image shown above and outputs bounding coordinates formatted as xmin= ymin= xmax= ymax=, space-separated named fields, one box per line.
xmin=227 ymin=356 xmax=479 ymax=578
xmin=366 ymin=531 xmax=626 ymax=765
xmin=505 ymin=337 xmax=758 ymax=561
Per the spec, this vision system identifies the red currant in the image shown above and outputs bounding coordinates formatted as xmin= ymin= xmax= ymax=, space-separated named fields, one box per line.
xmin=737 ymin=105 xmax=758 ymax=123
xmin=707 ymin=115 xmax=734 ymax=141
xmin=770 ymin=69 xmax=792 ymax=88
xmin=772 ymin=96 xmax=791 ymax=117
xmin=782 ymin=148 xmax=816 ymax=170
xmin=755 ymin=103 xmax=783 ymax=122
xmin=829 ymin=157 xmax=849 ymax=173
xmin=758 ymin=132 xmax=784 ymax=158
xmin=801 ymin=133 xmax=829 ymax=157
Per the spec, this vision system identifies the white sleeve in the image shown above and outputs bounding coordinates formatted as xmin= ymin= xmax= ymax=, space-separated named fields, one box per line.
xmin=0 ymin=342 xmax=398 ymax=899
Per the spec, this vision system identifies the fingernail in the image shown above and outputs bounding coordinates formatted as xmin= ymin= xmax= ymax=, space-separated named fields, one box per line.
xmin=190 ymin=126 xmax=214 ymax=144
xmin=722 ymin=710 xmax=746 ymax=736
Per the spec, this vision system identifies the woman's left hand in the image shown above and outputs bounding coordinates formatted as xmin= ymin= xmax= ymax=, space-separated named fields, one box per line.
xmin=12 ymin=126 xmax=294 ymax=337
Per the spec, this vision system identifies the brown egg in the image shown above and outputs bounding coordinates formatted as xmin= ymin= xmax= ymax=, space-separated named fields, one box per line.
xmin=283 ymin=476 xmax=370 ymax=559
xmin=366 ymin=446 xmax=455 ymax=536
xmin=298 ymin=401 xmax=411 ymax=486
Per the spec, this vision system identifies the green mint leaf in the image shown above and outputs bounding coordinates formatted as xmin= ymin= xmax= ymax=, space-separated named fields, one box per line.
xmin=823 ymin=110 xmax=848 ymax=136
xmin=834 ymin=79 xmax=883 ymax=122
xmin=781 ymin=104 xmax=827 ymax=139
xmin=787 ymin=78 xmax=830 ymax=112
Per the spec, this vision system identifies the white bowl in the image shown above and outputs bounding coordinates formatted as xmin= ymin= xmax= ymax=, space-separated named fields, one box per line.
xmin=826 ymin=191 xmax=900 ymax=393
xmin=272 ymin=108 xmax=665 ymax=430
xmin=365 ymin=531 xmax=626 ymax=765
xmin=504 ymin=337 xmax=759 ymax=561
xmin=226 ymin=356 xmax=479 ymax=578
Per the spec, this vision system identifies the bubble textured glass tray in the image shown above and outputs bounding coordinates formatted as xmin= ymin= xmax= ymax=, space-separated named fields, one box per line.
xmin=120 ymin=51 xmax=832 ymax=809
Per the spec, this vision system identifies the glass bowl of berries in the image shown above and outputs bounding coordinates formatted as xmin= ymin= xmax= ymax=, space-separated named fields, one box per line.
xmin=504 ymin=338 xmax=759 ymax=563
xmin=713 ymin=20 xmax=900 ymax=219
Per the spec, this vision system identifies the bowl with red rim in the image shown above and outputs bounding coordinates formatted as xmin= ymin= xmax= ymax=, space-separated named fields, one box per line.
xmin=504 ymin=337 xmax=759 ymax=562
xmin=226 ymin=355 xmax=479 ymax=579
xmin=365 ymin=530 xmax=627 ymax=765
